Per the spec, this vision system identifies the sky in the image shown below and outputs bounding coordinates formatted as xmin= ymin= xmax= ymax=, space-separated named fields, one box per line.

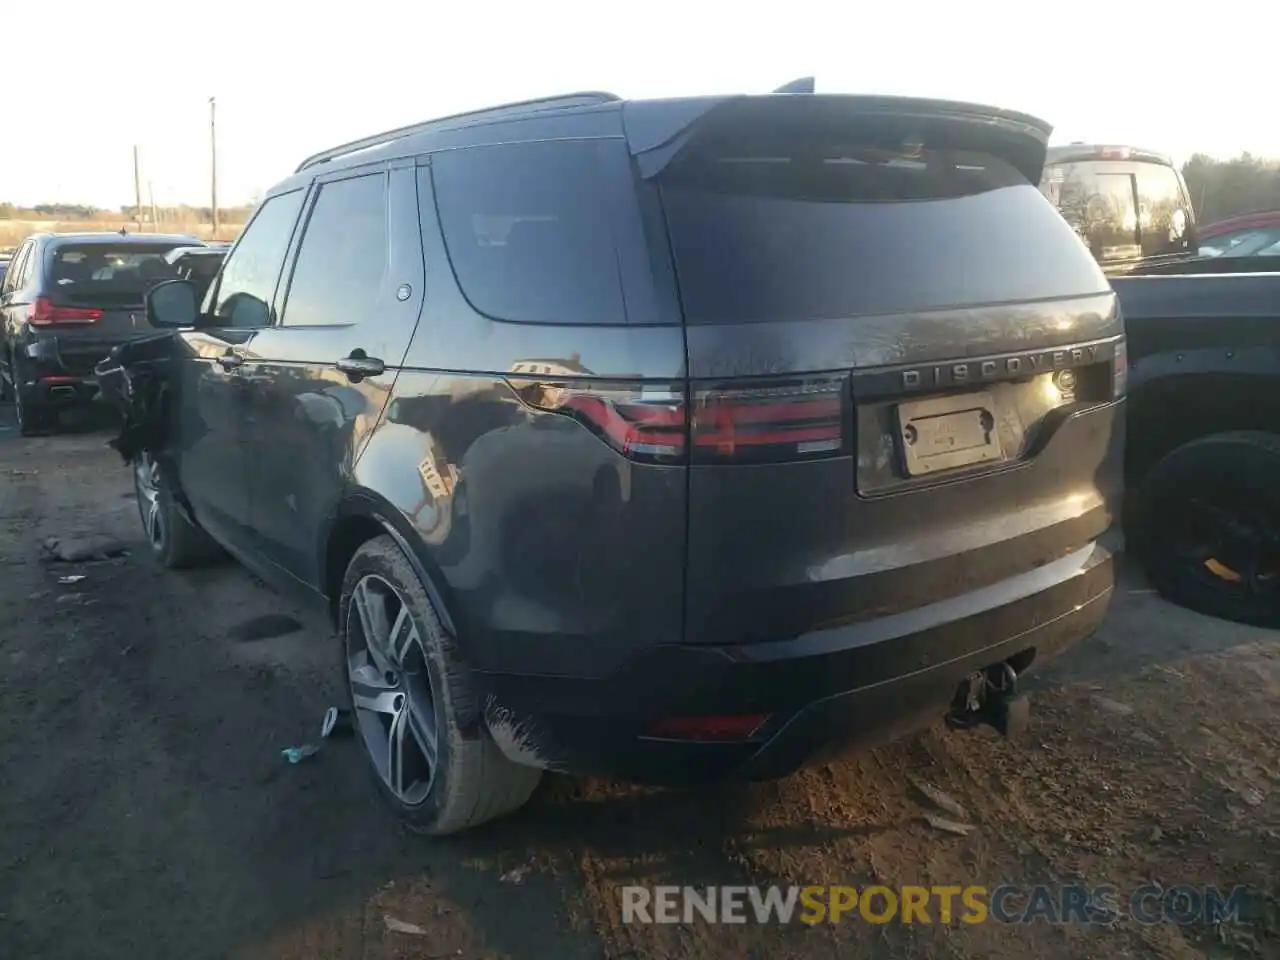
xmin=2 ymin=0 xmax=1271 ymax=210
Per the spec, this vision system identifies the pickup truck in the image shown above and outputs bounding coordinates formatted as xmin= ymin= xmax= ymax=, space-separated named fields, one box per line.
xmin=1116 ymin=270 xmax=1280 ymax=627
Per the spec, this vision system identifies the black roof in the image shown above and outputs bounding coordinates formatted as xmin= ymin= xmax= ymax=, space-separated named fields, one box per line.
xmin=271 ymin=87 xmax=1053 ymax=195
xmin=32 ymin=231 xmax=206 ymax=245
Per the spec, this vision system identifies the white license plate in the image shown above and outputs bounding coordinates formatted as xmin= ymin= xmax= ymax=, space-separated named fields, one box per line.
xmin=896 ymin=392 xmax=1004 ymax=476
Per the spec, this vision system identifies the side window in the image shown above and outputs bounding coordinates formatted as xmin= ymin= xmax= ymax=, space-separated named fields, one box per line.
xmin=4 ymin=242 xmax=32 ymax=293
xmin=281 ymin=172 xmax=388 ymax=326
xmin=20 ymin=243 xmax=39 ymax=287
xmin=1135 ymin=163 xmax=1192 ymax=258
xmin=211 ymin=189 xmax=305 ymax=328
xmin=431 ymin=139 xmax=629 ymax=325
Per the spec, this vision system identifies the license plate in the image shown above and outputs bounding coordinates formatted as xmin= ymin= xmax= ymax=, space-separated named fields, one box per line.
xmin=896 ymin=392 xmax=1003 ymax=477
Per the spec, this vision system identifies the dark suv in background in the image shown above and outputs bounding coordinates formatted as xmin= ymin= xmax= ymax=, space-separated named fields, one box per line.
xmin=0 ymin=232 xmax=206 ymax=434
xmin=1039 ymin=144 xmax=1199 ymax=275
xmin=116 ymin=87 xmax=1126 ymax=834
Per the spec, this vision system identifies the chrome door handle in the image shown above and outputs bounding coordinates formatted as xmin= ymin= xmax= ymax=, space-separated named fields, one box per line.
xmin=335 ymin=353 xmax=385 ymax=380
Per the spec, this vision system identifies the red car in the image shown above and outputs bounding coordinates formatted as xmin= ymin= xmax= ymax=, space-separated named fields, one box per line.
xmin=1197 ymin=211 xmax=1280 ymax=259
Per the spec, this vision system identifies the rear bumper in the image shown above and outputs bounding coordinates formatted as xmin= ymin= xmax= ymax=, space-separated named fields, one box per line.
xmin=477 ymin=540 xmax=1116 ymax=783
xmin=17 ymin=334 xmax=129 ymax=403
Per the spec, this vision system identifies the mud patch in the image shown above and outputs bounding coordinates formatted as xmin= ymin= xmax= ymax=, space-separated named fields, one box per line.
xmin=229 ymin=613 xmax=304 ymax=643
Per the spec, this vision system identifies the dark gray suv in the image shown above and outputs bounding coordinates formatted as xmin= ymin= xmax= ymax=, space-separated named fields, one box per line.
xmin=109 ymin=87 xmax=1126 ymax=834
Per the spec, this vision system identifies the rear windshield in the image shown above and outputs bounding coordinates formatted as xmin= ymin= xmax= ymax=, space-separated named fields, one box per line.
xmin=1040 ymin=159 xmax=1194 ymax=265
xmin=660 ymin=143 xmax=1106 ymax=325
xmin=45 ymin=243 xmax=184 ymax=304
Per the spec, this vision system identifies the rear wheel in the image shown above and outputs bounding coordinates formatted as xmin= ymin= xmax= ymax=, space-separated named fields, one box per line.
xmin=133 ymin=453 xmax=222 ymax=568
xmin=1129 ymin=431 xmax=1280 ymax=627
xmin=339 ymin=536 xmax=541 ymax=834
xmin=12 ymin=357 xmax=55 ymax=436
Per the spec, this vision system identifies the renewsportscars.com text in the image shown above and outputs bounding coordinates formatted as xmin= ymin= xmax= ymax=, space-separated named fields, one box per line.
xmin=621 ymin=884 xmax=1255 ymax=926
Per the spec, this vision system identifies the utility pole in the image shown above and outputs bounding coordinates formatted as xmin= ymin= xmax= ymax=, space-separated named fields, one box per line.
xmin=149 ymin=182 xmax=159 ymax=231
xmin=133 ymin=145 xmax=143 ymax=231
xmin=209 ymin=97 xmax=219 ymax=240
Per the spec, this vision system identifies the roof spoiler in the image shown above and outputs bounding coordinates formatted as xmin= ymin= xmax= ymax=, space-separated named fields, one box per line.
xmin=624 ymin=94 xmax=1054 ymax=185
xmin=773 ymin=77 xmax=815 ymax=94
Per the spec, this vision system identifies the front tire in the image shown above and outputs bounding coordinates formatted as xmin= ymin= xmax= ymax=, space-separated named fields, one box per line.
xmin=133 ymin=453 xmax=222 ymax=568
xmin=339 ymin=536 xmax=541 ymax=835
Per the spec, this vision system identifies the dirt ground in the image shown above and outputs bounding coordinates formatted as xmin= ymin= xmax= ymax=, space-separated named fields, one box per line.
xmin=0 ymin=405 xmax=1276 ymax=960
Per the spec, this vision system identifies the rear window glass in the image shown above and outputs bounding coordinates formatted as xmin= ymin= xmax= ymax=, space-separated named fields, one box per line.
xmin=45 ymin=244 xmax=183 ymax=303
xmin=431 ymin=140 xmax=630 ymax=325
xmin=662 ymin=145 xmax=1107 ymax=325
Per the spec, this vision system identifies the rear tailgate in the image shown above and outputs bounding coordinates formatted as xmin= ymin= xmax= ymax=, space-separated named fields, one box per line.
xmin=37 ymin=242 xmax=185 ymax=375
xmin=637 ymin=95 xmax=1125 ymax=646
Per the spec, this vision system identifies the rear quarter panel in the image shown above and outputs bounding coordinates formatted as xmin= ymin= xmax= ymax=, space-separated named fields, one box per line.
xmin=354 ymin=154 xmax=689 ymax=680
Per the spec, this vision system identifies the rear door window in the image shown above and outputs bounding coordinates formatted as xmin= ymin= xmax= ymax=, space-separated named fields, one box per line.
xmin=662 ymin=144 xmax=1106 ymax=325
xmin=281 ymin=172 xmax=388 ymax=326
xmin=431 ymin=139 xmax=646 ymax=325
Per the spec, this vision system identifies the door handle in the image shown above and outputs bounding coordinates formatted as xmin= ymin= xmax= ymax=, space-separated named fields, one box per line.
xmin=217 ymin=352 xmax=244 ymax=370
xmin=335 ymin=351 xmax=385 ymax=381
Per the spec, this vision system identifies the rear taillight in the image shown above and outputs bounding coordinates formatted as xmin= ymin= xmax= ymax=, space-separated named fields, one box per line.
xmin=1112 ymin=339 xmax=1128 ymax=399
xmin=691 ymin=377 xmax=847 ymax=464
xmin=30 ymin=297 xmax=102 ymax=326
xmin=509 ymin=375 xmax=850 ymax=465
xmin=510 ymin=380 xmax=686 ymax=464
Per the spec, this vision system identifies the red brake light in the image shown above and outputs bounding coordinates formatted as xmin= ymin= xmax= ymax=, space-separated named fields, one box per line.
xmin=691 ymin=377 xmax=847 ymax=464
xmin=510 ymin=380 xmax=686 ymax=463
xmin=30 ymin=297 xmax=102 ymax=326
xmin=647 ymin=714 xmax=769 ymax=741
xmin=511 ymin=375 xmax=849 ymax=465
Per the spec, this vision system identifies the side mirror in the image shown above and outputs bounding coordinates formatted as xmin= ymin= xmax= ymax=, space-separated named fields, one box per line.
xmin=145 ymin=279 xmax=199 ymax=328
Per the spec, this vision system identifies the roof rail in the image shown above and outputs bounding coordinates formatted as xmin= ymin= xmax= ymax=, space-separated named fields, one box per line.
xmin=295 ymin=91 xmax=621 ymax=173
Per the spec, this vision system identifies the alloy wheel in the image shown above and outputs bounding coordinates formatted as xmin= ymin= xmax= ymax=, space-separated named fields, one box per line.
xmin=345 ymin=574 xmax=440 ymax=805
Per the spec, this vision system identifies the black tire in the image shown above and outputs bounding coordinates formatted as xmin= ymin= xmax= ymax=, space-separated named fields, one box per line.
xmin=13 ymin=358 xmax=55 ymax=436
xmin=1128 ymin=431 xmax=1280 ymax=627
xmin=133 ymin=454 xmax=222 ymax=568
xmin=0 ymin=351 xmax=12 ymax=402
xmin=339 ymin=535 xmax=541 ymax=834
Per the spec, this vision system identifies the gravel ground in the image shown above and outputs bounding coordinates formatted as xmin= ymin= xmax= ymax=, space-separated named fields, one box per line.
xmin=0 ymin=404 xmax=1275 ymax=960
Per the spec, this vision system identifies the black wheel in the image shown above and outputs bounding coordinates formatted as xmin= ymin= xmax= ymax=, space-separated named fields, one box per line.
xmin=339 ymin=536 xmax=541 ymax=834
xmin=133 ymin=453 xmax=222 ymax=568
xmin=13 ymin=357 xmax=55 ymax=436
xmin=1129 ymin=431 xmax=1280 ymax=627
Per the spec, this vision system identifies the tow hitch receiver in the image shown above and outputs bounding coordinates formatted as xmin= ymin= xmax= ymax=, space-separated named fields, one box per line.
xmin=945 ymin=662 xmax=1031 ymax=739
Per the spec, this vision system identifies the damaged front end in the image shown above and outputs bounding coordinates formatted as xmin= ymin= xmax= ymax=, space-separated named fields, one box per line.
xmin=94 ymin=332 xmax=181 ymax=463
